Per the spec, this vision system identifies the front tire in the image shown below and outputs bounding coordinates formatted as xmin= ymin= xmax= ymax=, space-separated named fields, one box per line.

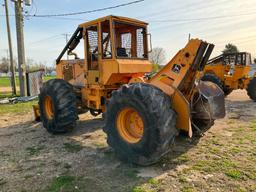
xmin=103 ymin=83 xmax=177 ymax=165
xmin=247 ymin=77 xmax=256 ymax=101
xmin=39 ymin=79 xmax=78 ymax=133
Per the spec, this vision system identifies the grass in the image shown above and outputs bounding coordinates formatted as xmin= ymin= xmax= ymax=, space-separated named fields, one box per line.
xmin=0 ymin=76 xmax=55 ymax=88
xmin=0 ymin=77 xmax=20 ymax=87
xmin=0 ymin=91 xmax=20 ymax=99
xmin=0 ymin=76 xmax=55 ymax=99
xmin=26 ymin=146 xmax=45 ymax=156
xmin=176 ymin=154 xmax=190 ymax=163
xmin=43 ymin=76 xmax=56 ymax=81
xmin=192 ymin=158 xmax=237 ymax=174
xmin=181 ymin=186 xmax=195 ymax=192
xmin=148 ymin=178 xmax=159 ymax=187
xmin=130 ymin=178 xmax=160 ymax=192
xmin=132 ymin=186 xmax=147 ymax=192
xmin=0 ymin=100 xmax=38 ymax=115
xmin=94 ymin=142 xmax=107 ymax=148
xmin=45 ymin=175 xmax=75 ymax=192
xmin=225 ymin=169 xmax=242 ymax=179
xmin=63 ymin=142 xmax=83 ymax=153
xmin=250 ymin=120 xmax=256 ymax=131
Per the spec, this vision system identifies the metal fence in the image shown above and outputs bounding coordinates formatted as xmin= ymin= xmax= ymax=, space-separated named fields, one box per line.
xmin=26 ymin=69 xmax=44 ymax=96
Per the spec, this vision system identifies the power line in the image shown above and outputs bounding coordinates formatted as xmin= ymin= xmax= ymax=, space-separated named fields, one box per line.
xmin=150 ymin=11 xmax=256 ymax=23
xmin=0 ymin=0 xmax=145 ymax=18
xmin=215 ymin=37 xmax=256 ymax=48
xmin=138 ymin=0 xmax=226 ymax=20
xmin=215 ymin=35 xmax=256 ymax=44
xmin=28 ymin=35 xmax=63 ymax=45
xmin=28 ymin=16 xmax=85 ymax=21
xmin=26 ymin=0 xmax=145 ymax=18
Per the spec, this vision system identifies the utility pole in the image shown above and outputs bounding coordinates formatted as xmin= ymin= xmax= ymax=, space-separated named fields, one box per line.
xmin=4 ymin=0 xmax=17 ymax=95
xmin=14 ymin=0 xmax=27 ymax=96
xmin=62 ymin=33 xmax=70 ymax=60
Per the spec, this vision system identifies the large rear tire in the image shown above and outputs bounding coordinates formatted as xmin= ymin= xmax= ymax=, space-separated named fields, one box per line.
xmin=103 ymin=83 xmax=177 ymax=165
xmin=39 ymin=79 xmax=78 ymax=133
xmin=201 ymin=74 xmax=223 ymax=90
xmin=247 ymin=77 xmax=256 ymax=101
xmin=201 ymin=74 xmax=232 ymax=96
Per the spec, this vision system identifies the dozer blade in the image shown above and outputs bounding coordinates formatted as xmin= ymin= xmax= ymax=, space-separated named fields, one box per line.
xmin=193 ymin=81 xmax=225 ymax=120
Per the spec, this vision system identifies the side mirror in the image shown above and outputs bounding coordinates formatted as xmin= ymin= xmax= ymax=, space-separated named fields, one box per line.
xmin=147 ymin=33 xmax=152 ymax=53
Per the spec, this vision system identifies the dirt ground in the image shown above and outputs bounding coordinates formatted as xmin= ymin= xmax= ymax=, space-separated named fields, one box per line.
xmin=0 ymin=90 xmax=255 ymax=192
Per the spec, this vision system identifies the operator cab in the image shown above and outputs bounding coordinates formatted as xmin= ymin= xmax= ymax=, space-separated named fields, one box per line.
xmin=208 ymin=52 xmax=252 ymax=66
xmin=56 ymin=15 xmax=152 ymax=86
xmin=223 ymin=52 xmax=251 ymax=66
xmin=84 ymin=18 xmax=148 ymax=69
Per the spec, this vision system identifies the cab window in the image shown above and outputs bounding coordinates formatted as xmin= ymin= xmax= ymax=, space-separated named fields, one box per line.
xmin=86 ymin=26 xmax=99 ymax=70
xmin=101 ymin=20 xmax=112 ymax=59
xmin=114 ymin=22 xmax=147 ymax=59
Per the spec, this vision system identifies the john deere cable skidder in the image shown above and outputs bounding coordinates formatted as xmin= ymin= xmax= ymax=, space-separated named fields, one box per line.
xmin=202 ymin=52 xmax=256 ymax=100
xmin=36 ymin=15 xmax=225 ymax=165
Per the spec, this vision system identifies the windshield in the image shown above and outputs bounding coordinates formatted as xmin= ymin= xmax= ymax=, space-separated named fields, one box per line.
xmin=114 ymin=22 xmax=147 ymax=59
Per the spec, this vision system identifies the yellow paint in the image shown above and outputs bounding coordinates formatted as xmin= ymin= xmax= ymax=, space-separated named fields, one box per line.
xmin=33 ymin=105 xmax=40 ymax=121
xmin=204 ymin=52 xmax=254 ymax=90
xmin=44 ymin=96 xmax=54 ymax=120
xmin=40 ymin=16 xmax=220 ymax=137
xmin=116 ymin=107 xmax=144 ymax=144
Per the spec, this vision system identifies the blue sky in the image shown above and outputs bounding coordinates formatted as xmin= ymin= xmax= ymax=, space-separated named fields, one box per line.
xmin=0 ymin=0 xmax=255 ymax=66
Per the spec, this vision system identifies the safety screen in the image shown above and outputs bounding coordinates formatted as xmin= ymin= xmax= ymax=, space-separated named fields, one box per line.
xmin=236 ymin=54 xmax=245 ymax=65
xmin=246 ymin=53 xmax=251 ymax=65
xmin=86 ymin=26 xmax=99 ymax=70
xmin=121 ymin=33 xmax=131 ymax=57
xmin=101 ymin=21 xmax=112 ymax=59
xmin=115 ymin=22 xmax=147 ymax=59
xmin=136 ymin=28 xmax=145 ymax=58
xmin=87 ymin=27 xmax=98 ymax=55
xmin=224 ymin=55 xmax=236 ymax=65
xmin=224 ymin=53 xmax=250 ymax=66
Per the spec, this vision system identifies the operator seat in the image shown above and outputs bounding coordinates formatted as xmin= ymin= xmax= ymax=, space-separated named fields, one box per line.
xmin=117 ymin=47 xmax=128 ymax=57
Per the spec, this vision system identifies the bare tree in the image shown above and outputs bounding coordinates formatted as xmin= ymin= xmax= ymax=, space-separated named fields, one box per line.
xmin=149 ymin=47 xmax=166 ymax=65
xmin=222 ymin=43 xmax=239 ymax=54
xmin=26 ymin=58 xmax=47 ymax=71
xmin=45 ymin=66 xmax=55 ymax=74
xmin=0 ymin=57 xmax=9 ymax=74
xmin=254 ymin=58 xmax=256 ymax=64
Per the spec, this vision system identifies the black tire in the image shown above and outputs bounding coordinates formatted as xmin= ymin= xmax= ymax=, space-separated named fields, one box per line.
xmin=201 ymin=74 xmax=223 ymax=90
xmin=247 ymin=77 xmax=256 ymax=101
xmin=39 ymin=79 xmax=78 ymax=133
xmin=103 ymin=83 xmax=177 ymax=165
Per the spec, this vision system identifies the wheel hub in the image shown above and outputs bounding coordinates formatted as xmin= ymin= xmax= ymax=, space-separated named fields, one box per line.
xmin=116 ymin=107 xmax=144 ymax=144
xmin=44 ymin=95 xmax=54 ymax=120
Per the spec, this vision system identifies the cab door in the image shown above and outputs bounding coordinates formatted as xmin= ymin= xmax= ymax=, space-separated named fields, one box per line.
xmin=85 ymin=25 xmax=100 ymax=85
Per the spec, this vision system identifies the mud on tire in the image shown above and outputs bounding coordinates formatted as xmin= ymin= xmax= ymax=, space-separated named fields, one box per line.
xmin=247 ymin=77 xmax=256 ymax=101
xmin=103 ymin=83 xmax=177 ymax=165
xmin=39 ymin=79 xmax=78 ymax=133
